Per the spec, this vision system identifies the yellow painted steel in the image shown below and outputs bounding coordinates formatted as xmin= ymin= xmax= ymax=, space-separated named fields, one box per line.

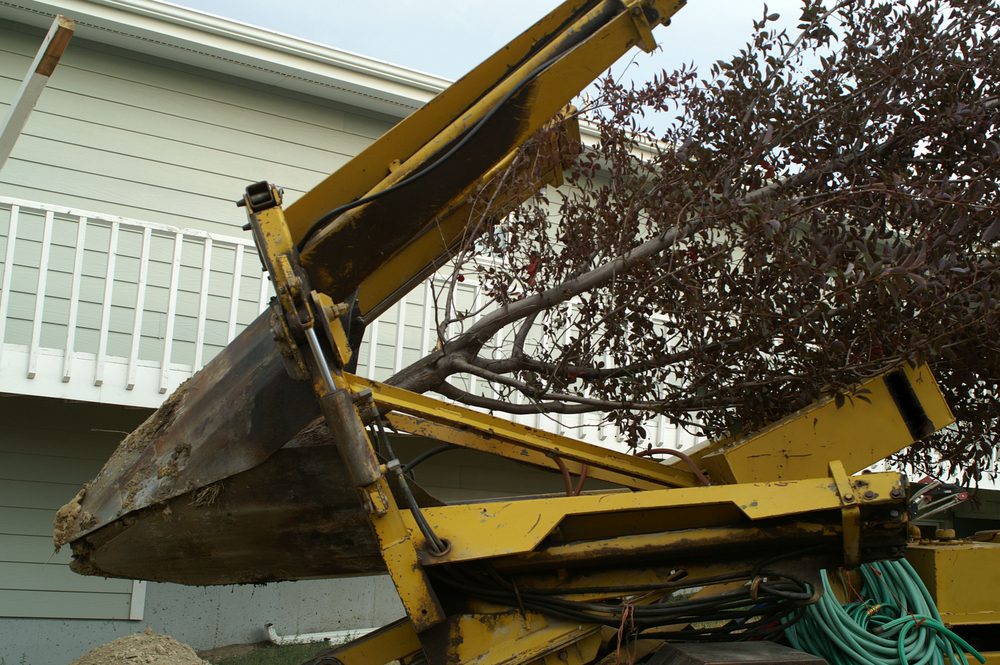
xmin=387 ymin=412 xmax=692 ymax=492
xmin=315 ymin=618 xmax=423 ymax=665
xmin=232 ymin=2 xmax=970 ymax=661
xmin=392 ymin=472 xmax=904 ymax=565
xmin=286 ymin=0 xmax=680 ymax=240
xmin=907 ymin=541 xmax=1000 ymax=626
xmin=828 ymin=460 xmax=861 ymax=567
xmin=490 ymin=522 xmax=840 ymax=573
xmin=245 ymin=197 xmax=445 ymax=631
xmin=355 ymin=116 xmax=581 ymax=320
xmin=296 ymin=0 xmax=686 ymax=300
xmin=689 ymin=362 xmax=954 ymax=484
xmin=284 ymin=0 xmax=597 ymax=236
xmin=424 ymin=607 xmax=603 ymax=665
xmin=346 ymin=373 xmax=698 ymax=489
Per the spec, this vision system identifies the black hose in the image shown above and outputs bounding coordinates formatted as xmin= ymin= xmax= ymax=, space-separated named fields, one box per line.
xmin=370 ymin=415 xmax=449 ymax=556
xmin=430 ymin=562 xmax=814 ymax=641
xmin=295 ymin=47 xmax=571 ymax=251
xmin=402 ymin=444 xmax=456 ymax=474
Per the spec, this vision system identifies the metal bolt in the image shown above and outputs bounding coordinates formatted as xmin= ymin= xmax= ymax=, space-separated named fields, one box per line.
xmin=864 ymin=490 xmax=877 ymax=500
xmin=351 ymin=388 xmax=374 ymax=403
xmin=843 ymin=494 xmax=854 ymax=502
xmin=890 ymin=487 xmax=905 ymax=498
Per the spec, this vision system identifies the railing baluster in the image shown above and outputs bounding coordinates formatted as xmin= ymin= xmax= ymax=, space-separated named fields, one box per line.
xmin=27 ymin=210 xmax=54 ymax=379
xmin=226 ymin=246 xmax=243 ymax=343
xmin=192 ymin=238 xmax=212 ymax=373
xmin=393 ymin=296 xmax=406 ymax=375
xmin=94 ymin=222 xmax=119 ymax=387
xmin=421 ymin=280 xmax=433 ymax=357
xmin=467 ymin=284 xmax=483 ymax=399
xmin=0 ymin=204 xmax=20 ymax=368
xmin=125 ymin=227 xmax=151 ymax=391
xmin=158 ymin=233 xmax=183 ymax=394
xmin=61 ymin=216 xmax=87 ymax=382
xmin=367 ymin=317 xmax=380 ymax=379
xmin=257 ymin=268 xmax=269 ymax=314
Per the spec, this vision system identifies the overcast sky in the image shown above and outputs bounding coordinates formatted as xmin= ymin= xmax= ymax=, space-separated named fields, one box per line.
xmin=167 ymin=0 xmax=805 ymax=84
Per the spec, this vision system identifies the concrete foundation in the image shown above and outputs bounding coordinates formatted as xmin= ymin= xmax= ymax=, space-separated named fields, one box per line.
xmin=0 ymin=575 xmax=402 ymax=665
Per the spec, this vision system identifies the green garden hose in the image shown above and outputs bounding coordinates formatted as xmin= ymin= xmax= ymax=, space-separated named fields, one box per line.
xmin=784 ymin=559 xmax=985 ymax=665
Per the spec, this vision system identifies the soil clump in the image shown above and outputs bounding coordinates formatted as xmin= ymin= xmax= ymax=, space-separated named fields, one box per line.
xmin=71 ymin=631 xmax=210 ymax=665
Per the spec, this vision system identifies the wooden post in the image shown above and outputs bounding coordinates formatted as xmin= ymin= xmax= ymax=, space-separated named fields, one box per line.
xmin=0 ymin=15 xmax=75 ymax=170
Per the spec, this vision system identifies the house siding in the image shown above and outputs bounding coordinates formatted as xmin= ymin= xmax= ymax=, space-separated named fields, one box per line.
xmin=0 ymin=16 xmax=416 ymax=661
xmin=0 ymin=22 xmax=397 ymax=234
xmin=0 ymin=396 xmax=144 ymax=622
xmin=0 ymin=19 xmax=400 ymax=375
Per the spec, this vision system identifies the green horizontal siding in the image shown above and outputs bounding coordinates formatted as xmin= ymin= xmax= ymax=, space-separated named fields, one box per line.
xmin=0 ymin=396 xmax=149 ymax=619
xmin=1 ymin=534 xmax=72 ymax=565
xmin=0 ymin=25 xmax=394 ymax=233
xmin=0 ymin=562 xmax=133 ymax=594
xmin=0 ymin=589 xmax=131 ymax=620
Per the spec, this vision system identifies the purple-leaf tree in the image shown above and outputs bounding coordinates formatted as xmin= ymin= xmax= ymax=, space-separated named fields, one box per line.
xmin=388 ymin=0 xmax=1000 ymax=482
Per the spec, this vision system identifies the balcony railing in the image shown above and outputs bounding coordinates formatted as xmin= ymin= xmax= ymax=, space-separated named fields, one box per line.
xmin=0 ymin=195 xmax=692 ymax=448
xmin=0 ymin=196 xmax=268 ymax=407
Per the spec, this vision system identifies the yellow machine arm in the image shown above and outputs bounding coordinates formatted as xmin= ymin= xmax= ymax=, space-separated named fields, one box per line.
xmin=285 ymin=0 xmax=682 ymax=321
xmin=54 ymin=1 xmax=962 ymax=663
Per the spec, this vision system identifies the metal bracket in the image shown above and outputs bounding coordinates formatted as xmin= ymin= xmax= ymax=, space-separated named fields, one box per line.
xmin=829 ymin=460 xmax=861 ymax=567
xmin=625 ymin=0 xmax=658 ymax=53
xmin=238 ymin=180 xmax=283 ymax=213
xmin=311 ymin=291 xmax=354 ymax=369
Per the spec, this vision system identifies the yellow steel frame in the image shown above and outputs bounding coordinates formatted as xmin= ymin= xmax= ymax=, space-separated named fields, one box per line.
xmin=350 ymin=374 xmax=698 ymax=490
xmin=355 ymin=116 xmax=581 ymax=320
xmin=290 ymin=0 xmax=686 ymax=311
xmin=234 ymin=1 xmax=940 ymax=662
xmin=240 ymin=3 xmax=697 ymax=657
xmin=285 ymin=0 xmax=677 ymax=240
xmin=242 ymin=189 xmax=916 ymax=662
xmin=907 ymin=541 xmax=1000 ymax=626
xmin=394 ymin=471 xmax=904 ymax=566
xmin=244 ymin=193 xmax=445 ymax=631
xmin=683 ymin=362 xmax=954 ymax=484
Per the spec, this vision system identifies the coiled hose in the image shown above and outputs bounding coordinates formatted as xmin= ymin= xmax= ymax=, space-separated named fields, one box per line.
xmin=784 ymin=559 xmax=985 ymax=665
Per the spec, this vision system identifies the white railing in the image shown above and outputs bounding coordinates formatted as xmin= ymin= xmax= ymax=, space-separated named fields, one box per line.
xmin=0 ymin=195 xmax=693 ymax=448
xmin=0 ymin=196 xmax=269 ymax=407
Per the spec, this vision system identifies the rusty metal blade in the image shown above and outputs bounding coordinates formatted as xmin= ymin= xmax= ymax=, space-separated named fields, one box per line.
xmin=67 ymin=444 xmax=385 ymax=584
xmin=55 ymin=316 xmax=318 ymax=552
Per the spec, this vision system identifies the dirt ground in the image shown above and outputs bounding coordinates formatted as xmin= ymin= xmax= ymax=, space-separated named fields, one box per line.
xmin=71 ymin=630 xmax=210 ymax=665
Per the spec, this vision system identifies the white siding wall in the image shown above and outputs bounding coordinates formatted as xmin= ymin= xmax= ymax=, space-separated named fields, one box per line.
xmin=0 ymin=22 xmax=396 ymax=233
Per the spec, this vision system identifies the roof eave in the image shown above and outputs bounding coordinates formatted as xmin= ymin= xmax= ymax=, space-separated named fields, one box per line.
xmin=0 ymin=0 xmax=452 ymax=117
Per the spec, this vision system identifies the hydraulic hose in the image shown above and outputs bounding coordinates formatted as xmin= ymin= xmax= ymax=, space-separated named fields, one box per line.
xmin=784 ymin=559 xmax=985 ymax=665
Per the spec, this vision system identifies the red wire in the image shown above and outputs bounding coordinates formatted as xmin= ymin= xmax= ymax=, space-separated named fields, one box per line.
xmin=635 ymin=447 xmax=712 ymax=486
xmin=552 ymin=456 xmax=589 ymax=496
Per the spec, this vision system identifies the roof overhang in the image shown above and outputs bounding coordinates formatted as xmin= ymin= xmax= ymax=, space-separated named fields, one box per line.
xmin=0 ymin=0 xmax=451 ymax=117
